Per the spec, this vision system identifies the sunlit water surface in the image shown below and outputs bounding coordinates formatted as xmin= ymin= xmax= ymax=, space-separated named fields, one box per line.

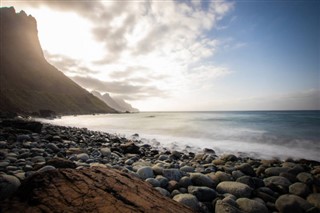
xmin=37 ymin=111 xmax=320 ymax=161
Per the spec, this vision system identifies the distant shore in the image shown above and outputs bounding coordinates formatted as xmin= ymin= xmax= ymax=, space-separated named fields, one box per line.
xmin=0 ymin=118 xmax=319 ymax=212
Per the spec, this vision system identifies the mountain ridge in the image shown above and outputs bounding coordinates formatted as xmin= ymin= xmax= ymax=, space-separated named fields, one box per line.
xmin=0 ymin=7 xmax=117 ymax=115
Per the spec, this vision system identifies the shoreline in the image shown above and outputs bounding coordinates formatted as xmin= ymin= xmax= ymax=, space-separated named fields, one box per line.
xmin=1 ymin=118 xmax=320 ymax=212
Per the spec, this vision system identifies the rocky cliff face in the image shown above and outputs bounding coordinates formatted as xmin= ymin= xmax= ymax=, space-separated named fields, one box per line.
xmin=0 ymin=167 xmax=194 ymax=213
xmin=0 ymin=7 xmax=116 ymax=114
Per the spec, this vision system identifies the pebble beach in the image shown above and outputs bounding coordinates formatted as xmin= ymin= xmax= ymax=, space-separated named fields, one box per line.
xmin=0 ymin=118 xmax=320 ymax=213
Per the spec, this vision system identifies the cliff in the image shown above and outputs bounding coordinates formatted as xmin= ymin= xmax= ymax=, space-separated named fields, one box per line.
xmin=0 ymin=7 xmax=116 ymax=114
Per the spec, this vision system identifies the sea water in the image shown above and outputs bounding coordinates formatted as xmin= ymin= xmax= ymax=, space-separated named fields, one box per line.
xmin=38 ymin=111 xmax=320 ymax=161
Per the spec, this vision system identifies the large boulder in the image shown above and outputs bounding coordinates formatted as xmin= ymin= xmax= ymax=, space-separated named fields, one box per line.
xmin=216 ymin=181 xmax=253 ymax=198
xmin=0 ymin=167 xmax=194 ymax=213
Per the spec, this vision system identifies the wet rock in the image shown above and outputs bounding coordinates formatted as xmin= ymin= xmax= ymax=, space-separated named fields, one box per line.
xmin=213 ymin=171 xmax=233 ymax=183
xmin=0 ymin=167 xmax=194 ymax=213
xmin=137 ymin=166 xmax=154 ymax=180
xmin=120 ymin=142 xmax=140 ymax=154
xmin=190 ymin=173 xmax=215 ymax=187
xmin=307 ymin=193 xmax=320 ymax=208
xmin=297 ymin=172 xmax=313 ymax=185
xmin=264 ymin=176 xmax=291 ymax=193
xmin=179 ymin=176 xmax=192 ymax=188
xmin=216 ymin=181 xmax=253 ymax=198
xmin=163 ymin=169 xmax=183 ymax=181
xmin=173 ymin=194 xmax=200 ymax=211
xmin=289 ymin=182 xmax=311 ymax=197
xmin=275 ymin=194 xmax=314 ymax=213
xmin=188 ymin=185 xmax=217 ymax=202
xmin=0 ymin=174 xmax=21 ymax=200
xmin=156 ymin=175 xmax=169 ymax=188
xmin=236 ymin=198 xmax=268 ymax=213
xmin=46 ymin=158 xmax=76 ymax=169
xmin=265 ymin=167 xmax=290 ymax=176
xmin=236 ymin=163 xmax=256 ymax=177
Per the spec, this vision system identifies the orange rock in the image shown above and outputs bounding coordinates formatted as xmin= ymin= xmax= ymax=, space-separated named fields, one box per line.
xmin=1 ymin=167 xmax=194 ymax=213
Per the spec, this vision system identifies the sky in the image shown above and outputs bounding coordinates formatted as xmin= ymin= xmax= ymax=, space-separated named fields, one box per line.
xmin=1 ymin=0 xmax=319 ymax=111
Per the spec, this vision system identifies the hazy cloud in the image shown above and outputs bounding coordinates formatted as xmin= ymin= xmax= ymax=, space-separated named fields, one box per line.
xmin=71 ymin=75 xmax=166 ymax=100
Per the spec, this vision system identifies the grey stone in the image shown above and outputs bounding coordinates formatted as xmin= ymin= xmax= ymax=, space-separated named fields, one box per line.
xmin=265 ymin=167 xmax=290 ymax=176
xmin=236 ymin=198 xmax=268 ymax=213
xmin=190 ymin=173 xmax=215 ymax=187
xmin=264 ymin=176 xmax=291 ymax=188
xmin=289 ymin=182 xmax=310 ymax=197
xmin=173 ymin=194 xmax=200 ymax=211
xmin=180 ymin=166 xmax=195 ymax=173
xmin=155 ymin=187 xmax=170 ymax=197
xmin=214 ymin=171 xmax=233 ymax=183
xmin=100 ymin=148 xmax=111 ymax=157
xmin=216 ymin=181 xmax=253 ymax=198
xmin=156 ymin=175 xmax=169 ymax=188
xmin=162 ymin=169 xmax=182 ymax=181
xmin=158 ymin=155 xmax=169 ymax=161
xmin=0 ymin=174 xmax=21 ymax=200
xmin=188 ymin=185 xmax=217 ymax=202
xmin=137 ymin=166 xmax=154 ymax=180
xmin=179 ymin=176 xmax=192 ymax=188
xmin=77 ymin=153 xmax=89 ymax=161
xmin=145 ymin=178 xmax=160 ymax=187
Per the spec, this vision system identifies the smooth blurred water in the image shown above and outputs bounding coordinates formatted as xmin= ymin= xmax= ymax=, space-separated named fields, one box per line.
xmin=38 ymin=111 xmax=320 ymax=161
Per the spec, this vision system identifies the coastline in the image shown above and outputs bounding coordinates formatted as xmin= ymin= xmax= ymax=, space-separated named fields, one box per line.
xmin=0 ymin=118 xmax=320 ymax=212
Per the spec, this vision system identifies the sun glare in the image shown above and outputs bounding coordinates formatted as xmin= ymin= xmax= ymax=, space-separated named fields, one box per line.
xmin=20 ymin=7 xmax=105 ymax=62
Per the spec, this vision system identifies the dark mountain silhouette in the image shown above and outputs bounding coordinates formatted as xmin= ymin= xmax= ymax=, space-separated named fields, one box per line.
xmin=92 ymin=91 xmax=139 ymax=113
xmin=0 ymin=7 xmax=116 ymax=114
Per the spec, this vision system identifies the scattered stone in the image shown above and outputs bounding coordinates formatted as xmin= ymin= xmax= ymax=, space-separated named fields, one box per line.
xmin=155 ymin=187 xmax=170 ymax=197
xmin=236 ymin=163 xmax=256 ymax=177
xmin=120 ymin=142 xmax=140 ymax=154
xmin=145 ymin=178 xmax=160 ymax=187
xmin=37 ymin=165 xmax=56 ymax=173
xmin=100 ymin=147 xmax=111 ymax=157
xmin=180 ymin=166 xmax=195 ymax=173
xmin=265 ymin=167 xmax=290 ymax=176
xmin=216 ymin=181 xmax=253 ymax=198
xmin=77 ymin=153 xmax=89 ymax=161
xmin=297 ymin=172 xmax=313 ymax=185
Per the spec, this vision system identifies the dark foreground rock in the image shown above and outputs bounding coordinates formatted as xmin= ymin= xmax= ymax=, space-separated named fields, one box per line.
xmin=0 ymin=167 xmax=194 ymax=213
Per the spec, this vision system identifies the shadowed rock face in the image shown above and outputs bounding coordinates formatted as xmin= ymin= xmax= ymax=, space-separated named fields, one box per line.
xmin=0 ymin=7 xmax=116 ymax=114
xmin=0 ymin=167 xmax=194 ymax=213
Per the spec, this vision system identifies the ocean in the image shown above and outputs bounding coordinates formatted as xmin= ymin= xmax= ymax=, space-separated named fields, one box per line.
xmin=38 ymin=111 xmax=320 ymax=161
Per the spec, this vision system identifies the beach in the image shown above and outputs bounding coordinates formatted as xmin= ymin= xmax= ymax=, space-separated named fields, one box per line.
xmin=0 ymin=118 xmax=320 ymax=212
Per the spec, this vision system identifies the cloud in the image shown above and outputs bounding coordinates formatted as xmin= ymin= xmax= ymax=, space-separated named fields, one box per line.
xmin=71 ymin=75 xmax=166 ymax=100
xmin=43 ymin=51 xmax=98 ymax=75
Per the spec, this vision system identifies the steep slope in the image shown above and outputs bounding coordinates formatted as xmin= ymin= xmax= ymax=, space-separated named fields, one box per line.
xmin=92 ymin=91 xmax=139 ymax=112
xmin=0 ymin=7 xmax=116 ymax=114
